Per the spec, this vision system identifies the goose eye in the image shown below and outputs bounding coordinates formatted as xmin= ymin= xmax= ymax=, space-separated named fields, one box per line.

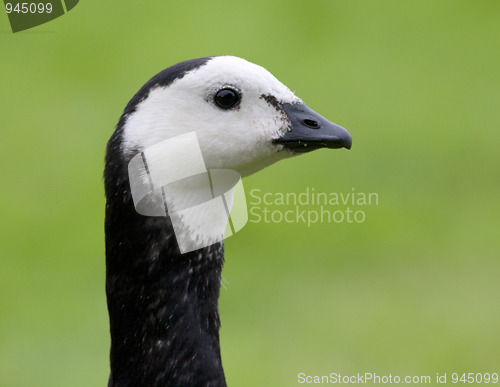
xmin=214 ymin=88 xmax=240 ymax=109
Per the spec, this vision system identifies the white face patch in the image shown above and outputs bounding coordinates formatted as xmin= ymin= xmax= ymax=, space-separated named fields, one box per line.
xmin=122 ymin=56 xmax=302 ymax=176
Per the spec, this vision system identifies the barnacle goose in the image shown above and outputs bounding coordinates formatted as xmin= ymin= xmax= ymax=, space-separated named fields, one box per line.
xmin=104 ymin=56 xmax=351 ymax=387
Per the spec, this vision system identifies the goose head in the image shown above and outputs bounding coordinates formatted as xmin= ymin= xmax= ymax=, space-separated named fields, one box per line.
xmin=121 ymin=55 xmax=351 ymax=177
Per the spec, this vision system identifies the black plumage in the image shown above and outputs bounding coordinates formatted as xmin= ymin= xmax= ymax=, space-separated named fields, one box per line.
xmin=105 ymin=57 xmax=227 ymax=387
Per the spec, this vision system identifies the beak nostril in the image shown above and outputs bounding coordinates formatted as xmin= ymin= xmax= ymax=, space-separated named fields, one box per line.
xmin=303 ymin=119 xmax=320 ymax=129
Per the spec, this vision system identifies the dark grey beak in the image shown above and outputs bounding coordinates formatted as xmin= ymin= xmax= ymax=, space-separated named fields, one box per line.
xmin=274 ymin=103 xmax=352 ymax=153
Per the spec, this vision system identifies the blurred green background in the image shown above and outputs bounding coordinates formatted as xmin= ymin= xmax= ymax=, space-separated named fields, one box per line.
xmin=1 ymin=1 xmax=499 ymax=386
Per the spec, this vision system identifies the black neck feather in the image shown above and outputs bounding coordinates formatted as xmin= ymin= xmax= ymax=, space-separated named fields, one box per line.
xmin=104 ymin=120 xmax=226 ymax=386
